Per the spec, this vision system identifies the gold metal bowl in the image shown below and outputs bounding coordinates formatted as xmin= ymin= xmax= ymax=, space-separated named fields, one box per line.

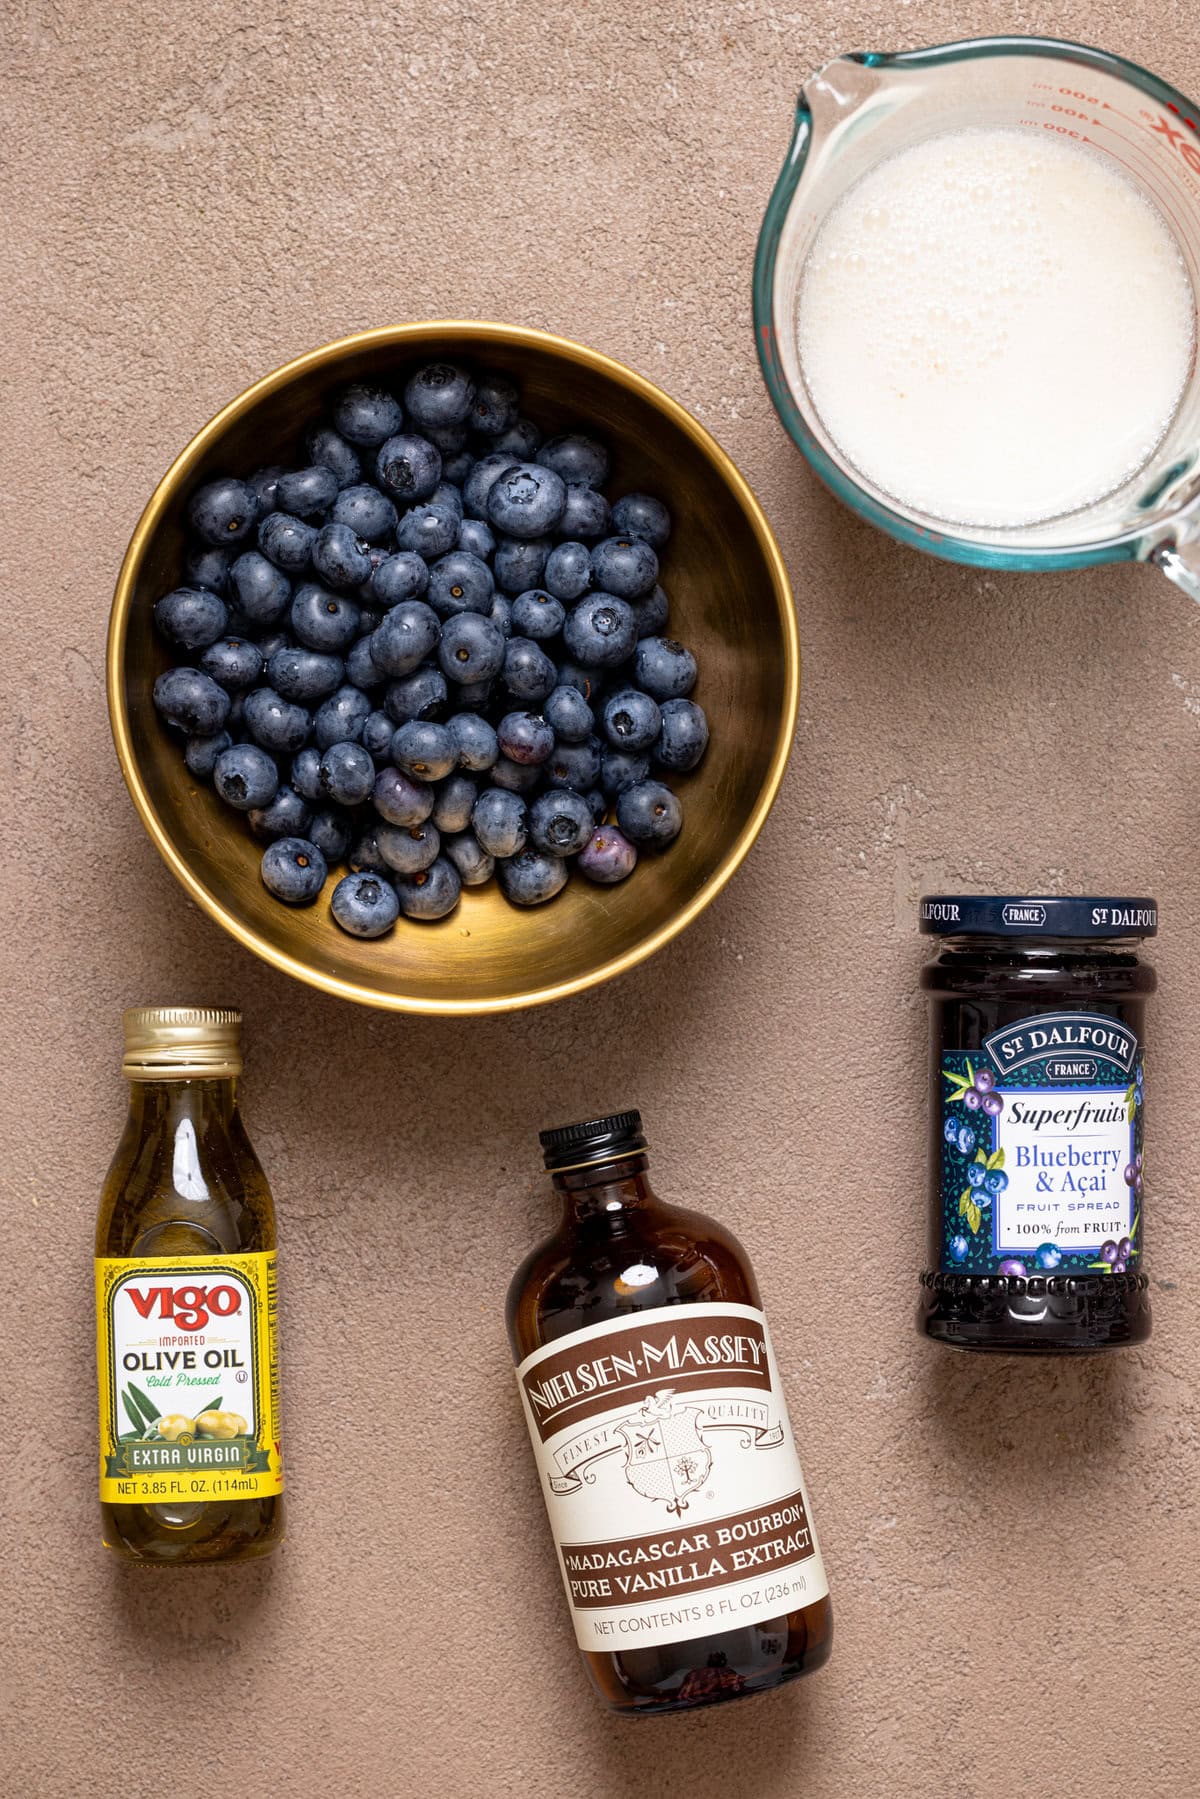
xmin=108 ymin=323 xmax=799 ymax=1014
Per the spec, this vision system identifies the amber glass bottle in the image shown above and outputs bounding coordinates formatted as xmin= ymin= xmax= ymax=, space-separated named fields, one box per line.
xmin=507 ymin=1112 xmax=832 ymax=1715
xmin=96 ymin=1008 xmax=284 ymax=1564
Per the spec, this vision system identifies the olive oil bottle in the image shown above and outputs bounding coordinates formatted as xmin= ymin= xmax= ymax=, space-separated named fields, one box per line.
xmin=508 ymin=1112 xmax=832 ymax=1714
xmin=96 ymin=1008 xmax=284 ymax=1563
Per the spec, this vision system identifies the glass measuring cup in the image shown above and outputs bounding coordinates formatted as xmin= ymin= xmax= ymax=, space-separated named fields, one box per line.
xmin=753 ymin=36 xmax=1200 ymax=600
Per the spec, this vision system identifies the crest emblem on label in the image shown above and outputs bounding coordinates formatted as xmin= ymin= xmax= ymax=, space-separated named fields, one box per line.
xmin=615 ymin=1389 xmax=712 ymax=1514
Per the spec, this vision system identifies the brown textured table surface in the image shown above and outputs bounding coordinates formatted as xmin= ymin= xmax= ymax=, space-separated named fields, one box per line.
xmin=4 ymin=3 xmax=1200 ymax=1796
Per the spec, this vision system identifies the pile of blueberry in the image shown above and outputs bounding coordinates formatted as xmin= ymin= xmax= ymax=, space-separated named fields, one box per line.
xmin=150 ymin=361 xmax=709 ymax=935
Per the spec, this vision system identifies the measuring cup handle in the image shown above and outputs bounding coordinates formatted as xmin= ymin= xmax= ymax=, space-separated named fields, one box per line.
xmin=1152 ymin=545 xmax=1200 ymax=605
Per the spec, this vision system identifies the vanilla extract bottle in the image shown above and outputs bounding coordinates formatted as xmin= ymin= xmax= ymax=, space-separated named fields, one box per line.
xmin=507 ymin=1112 xmax=832 ymax=1714
xmin=96 ymin=1008 xmax=284 ymax=1563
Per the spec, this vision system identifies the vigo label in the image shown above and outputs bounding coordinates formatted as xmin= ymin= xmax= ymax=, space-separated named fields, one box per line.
xmin=96 ymin=1251 xmax=283 ymax=1504
xmin=939 ymin=1011 xmax=1144 ymax=1277
xmin=515 ymin=1302 xmax=828 ymax=1652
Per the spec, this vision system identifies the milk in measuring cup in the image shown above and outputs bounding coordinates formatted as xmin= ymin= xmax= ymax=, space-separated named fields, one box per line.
xmin=797 ymin=127 xmax=1196 ymax=527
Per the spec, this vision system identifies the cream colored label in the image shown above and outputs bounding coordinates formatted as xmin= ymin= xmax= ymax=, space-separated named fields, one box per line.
xmin=96 ymin=1251 xmax=283 ymax=1504
xmin=516 ymin=1301 xmax=829 ymax=1652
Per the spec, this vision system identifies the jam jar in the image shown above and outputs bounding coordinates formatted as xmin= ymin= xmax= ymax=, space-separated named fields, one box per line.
xmin=918 ymin=895 xmax=1157 ymax=1354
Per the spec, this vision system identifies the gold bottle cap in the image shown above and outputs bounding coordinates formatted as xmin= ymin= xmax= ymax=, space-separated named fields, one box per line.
xmin=122 ymin=1007 xmax=243 ymax=1081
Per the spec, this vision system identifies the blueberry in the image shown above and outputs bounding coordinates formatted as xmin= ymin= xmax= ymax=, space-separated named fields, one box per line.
xmin=577 ymin=825 xmax=638 ymax=884
xmin=963 ymin=1088 xmax=982 ymax=1112
xmin=153 ymin=668 xmax=231 ymax=736
xmin=425 ymin=420 xmax=470 ymax=454
xmin=331 ymin=384 xmax=404 ymax=448
xmin=497 ymin=711 xmax=554 ymax=765
xmin=373 ymin=765 xmax=434 ymax=827
xmin=544 ymin=684 xmax=594 ymax=742
xmin=258 ymin=511 xmax=316 ymax=572
xmin=349 ymin=829 xmax=389 ymax=874
xmin=291 ymin=746 xmax=324 ymax=802
xmin=391 ymin=719 xmax=456 ymax=781
xmin=448 ymin=712 xmax=499 ymax=772
xmin=1112 ymin=1259 xmax=1128 ymax=1274
xmin=457 ymin=517 xmax=495 ymax=560
xmin=184 ymin=543 xmax=233 ymax=594
xmin=585 ymin=790 xmax=606 ymax=822
xmin=600 ymin=746 xmax=649 ymax=796
xmin=261 ymin=836 xmax=327 ymax=904
xmin=275 ymin=465 xmax=340 ymax=519
xmin=443 ymin=450 xmax=476 ymax=485
xmin=229 ymin=550 xmax=291 ymax=624
xmin=559 ymin=484 xmax=611 ymax=540
xmin=472 ymin=788 xmax=528 ymax=858
xmin=489 ymin=594 xmax=513 ymax=639
xmin=318 ymin=739 xmax=374 ymax=806
xmin=543 ymin=541 xmax=592 ymax=602
xmin=397 ymin=856 xmax=462 ymax=920
xmin=463 ymin=452 xmax=516 ymax=520
xmin=494 ymin=535 xmax=551 ymax=596
xmin=184 ymin=730 xmax=232 ymax=780
xmin=312 ymin=522 xmax=372 ymax=590
xmin=611 ymin=492 xmax=671 ymax=550
xmin=385 ymin=666 xmax=448 ymax=724
xmin=996 ymin=1259 xmax=1026 ymax=1279
xmin=375 ymin=433 xmax=442 ymax=502
xmin=376 ymin=819 xmax=441 ymax=876
xmin=345 ymin=634 xmax=381 ymax=690
xmin=491 ymin=756 xmax=541 ymax=794
xmin=246 ymin=466 xmax=286 ymax=514
xmin=547 ymin=736 xmax=602 ymax=792
xmin=268 ymin=646 xmax=344 ymax=704
xmin=431 ymin=479 xmax=465 ymax=521
xmin=188 ymin=477 xmax=259 ymax=546
xmin=555 ymin=661 xmax=604 ymax=703
xmin=155 ymin=587 xmax=228 ymax=650
xmin=591 ymin=535 xmax=658 ymax=599
xmin=330 ymin=869 xmax=400 ymax=937
xmin=974 ymin=1068 xmax=996 ymax=1093
xmin=487 ymin=462 xmax=567 ymax=538
xmin=956 ymin=1125 xmax=977 ymax=1156
xmin=431 ymin=773 xmax=478 ymax=834
xmin=497 ymin=848 xmax=568 ymax=907
xmin=616 ymin=779 xmax=682 ymax=847
xmin=1036 ymin=1244 xmax=1063 ymax=1270
xmin=511 ymin=589 xmax=565 ymax=640
xmin=656 ymin=698 xmax=708 ymax=772
xmin=371 ymin=600 xmax=441 ymax=677
xmin=253 ymin=631 xmax=290 ymax=665
xmin=307 ymin=807 xmax=354 ymax=862
xmin=966 ymin=1162 xmax=987 ymax=1188
xmin=537 ymin=434 xmax=610 ymax=488
xmin=949 ymin=1234 xmax=970 ymax=1263
xmin=503 ymin=637 xmax=557 ymax=704
xmin=564 ymin=593 xmax=636 ymax=667
xmin=529 ymin=789 xmax=593 ymax=856
xmin=305 ymin=423 xmax=361 ymax=487
xmin=981 ymin=1091 xmax=1004 ymax=1117
xmin=1123 ymin=1163 xmax=1138 ymax=1187
xmin=428 ymin=550 xmax=494 ymax=617
xmin=983 ymin=1168 xmax=1008 ymax=1196
xmin=314 ymin=685 xmax=371 ymax=750
xmin=403 ymin=361 xmax=476 ymax=430
xmin=470 ymin=372 xmax=520 ymax=437
xmin=214 ymin=743 xmax=279 ymax=811
xmin=1100 ymin=1240 xmax=1120 ymax=1264
xmin=396 ymin=501 xmax=460 ymax=561
xmin=373 ymin=550 xmax=430 ymax=608
xmin=438 ymin=612 xmax=506 ymax=684
xmin=201 ymin=636 xmax=264 ymax=690
xmin=291 ymin=583 xmax=361 ymax=654
xmin=631 ymin=584 xmax=670 ymax=640
xmin=444 ymin=832 xmax=495 ymax=886
xmin=1117 ymin=1237 xmax=1132 ymax=1259
xmin=249 ymin=784 xmax=312 ymax=841
xmin=633 ymin=636 xmax=696 ymax=699
xmin=332 ymin=484 xmax=398 ymax=543
xmin=602 ymin=688 xmax=661 ymax=752
xmin=493 ymin=417 xmax=542 ymax=458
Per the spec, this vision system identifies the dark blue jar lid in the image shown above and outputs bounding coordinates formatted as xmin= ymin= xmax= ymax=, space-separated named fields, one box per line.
xmin=919 ymin=895 xmax=1157 ymax=939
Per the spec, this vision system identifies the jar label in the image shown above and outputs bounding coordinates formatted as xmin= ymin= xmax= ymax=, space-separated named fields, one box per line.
xmin=514 ymin=1301 xmax=829 ymax=1652
xmin=938 ymin=1010 xmax=1145 ymax=1276
xmin=95 ymin=1251 xmax=283 ymax=1504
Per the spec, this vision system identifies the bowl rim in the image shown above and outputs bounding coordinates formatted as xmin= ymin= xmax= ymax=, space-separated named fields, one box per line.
xmin=107 ymin=320 xmax=800 ymax=1015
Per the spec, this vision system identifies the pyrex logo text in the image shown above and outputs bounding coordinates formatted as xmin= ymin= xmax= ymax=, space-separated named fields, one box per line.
xmin=124 ymin=1283 xmax=243 ymax=1331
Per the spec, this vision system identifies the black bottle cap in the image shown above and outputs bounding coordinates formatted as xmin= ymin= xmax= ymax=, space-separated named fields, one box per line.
xmin=540 ymin=1110 xmax=647 ymax=1172
xmin=919 ymin=895 xmax=1158 ymax=940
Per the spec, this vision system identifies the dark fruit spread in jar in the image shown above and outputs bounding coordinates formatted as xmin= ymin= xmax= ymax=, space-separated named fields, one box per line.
xmin=917 ymin=896 xmax=1157 ymax=1354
